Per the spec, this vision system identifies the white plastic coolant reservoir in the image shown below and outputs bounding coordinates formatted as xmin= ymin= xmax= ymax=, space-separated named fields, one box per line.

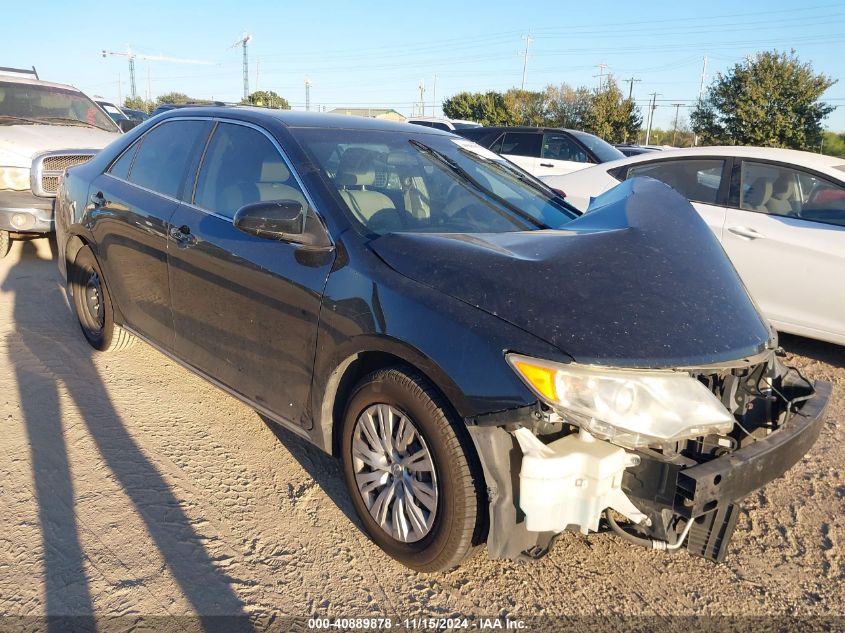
xmin=515 ymin=427 xmax=647 ymax=534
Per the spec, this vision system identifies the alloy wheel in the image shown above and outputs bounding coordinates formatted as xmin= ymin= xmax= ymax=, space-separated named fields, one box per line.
xmin=351 ymin=404 xmax=439 ymax=543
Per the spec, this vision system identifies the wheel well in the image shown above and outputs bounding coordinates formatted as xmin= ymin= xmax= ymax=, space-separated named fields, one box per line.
xmin=325 ymin=350 xmax=489 ymax=546
xmin=64 ymin=234 xmax=88 ymax=297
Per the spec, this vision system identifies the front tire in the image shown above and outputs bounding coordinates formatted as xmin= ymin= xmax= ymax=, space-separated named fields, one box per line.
xmin=341 ymin=366 xmax=482 ymax=572
xmin=70 ymin=246 xmax=137 ymax=352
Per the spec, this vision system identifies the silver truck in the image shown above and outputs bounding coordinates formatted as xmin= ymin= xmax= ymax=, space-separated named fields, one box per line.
xmin=0 ymin=66 xmax=121 ymax=257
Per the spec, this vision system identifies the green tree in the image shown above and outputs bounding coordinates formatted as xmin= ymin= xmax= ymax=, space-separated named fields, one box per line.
xmin=442 ymin=91 xmax=510 ymax=126
xmin=543 ymin=84 xmax=592 ymax=129
xmin=691 ymin=50 xmax=836 ymax=150
xmin=502 ymin=89 xmax=546 ymax=126
xmin=156 ymin=92 xmax=191 ymax=105
xmin=122 ymin=96 xmax=154 ymax=113
xmin=241 ymin=90 xmax=290 ymax=109
xmin=821 ymin=131 xmax=845 ymax=157
xmin=588 ymin=78 xmax=642 ymax=143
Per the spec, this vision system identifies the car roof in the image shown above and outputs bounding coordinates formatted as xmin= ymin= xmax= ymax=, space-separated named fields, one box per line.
xmin=595 ymin=145 xmax=845 ymax=177
xmin=157 ymin=106 xmax=457 ymax=134
xmin=0 ymin=74 xmax=84 ymax=92
xmin=471 ymin=126 xmax=581 ymax=134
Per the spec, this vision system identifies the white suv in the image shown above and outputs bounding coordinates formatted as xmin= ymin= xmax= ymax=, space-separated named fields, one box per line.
xmin=0 ymin=67 xmax=121 ymax=257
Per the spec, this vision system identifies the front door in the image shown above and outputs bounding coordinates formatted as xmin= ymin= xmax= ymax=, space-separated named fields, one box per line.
xmin=167 ymin=121 xmax=335 ymax=427
xmin=722 ymin=159 xmax=845 ymax=342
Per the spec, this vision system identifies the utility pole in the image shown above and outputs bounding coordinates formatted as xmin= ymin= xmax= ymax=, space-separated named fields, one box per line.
xmin=305 ymin=77 xmax=311 ymax=112
xmin=432 ymin=74 xmax=437 ymax=117
xmin=146 ymin=66 xmax=151 ymax=103
xmin=520 ymin=33 xmax=533 ymax=91
xmin=418 ymin=80 xmax=426 ymax=116
xmin=671 ymin=103 xmax=684 ymax=146
xmin=117 ymin=72 xmax=121 ymax=106
xmin=693 ymin=55 xmax=709 ymax=146
xmin=645 ymin=92 xmax=660 ymax=145
xmin=622 ymin=76 xmax=642 ymax=100
xmin=255 ymin=57 xmax=260 ymax=92
xmin=593 ymin=63 xmax=610 ymax=91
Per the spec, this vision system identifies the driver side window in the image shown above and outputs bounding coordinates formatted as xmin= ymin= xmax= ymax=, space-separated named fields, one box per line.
xmin=194 ymin=122 xmax=308 ymax=220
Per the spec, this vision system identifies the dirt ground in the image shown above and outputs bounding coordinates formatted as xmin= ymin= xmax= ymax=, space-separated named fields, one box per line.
xmin=0 ymin=237 xmax=843 ymax=631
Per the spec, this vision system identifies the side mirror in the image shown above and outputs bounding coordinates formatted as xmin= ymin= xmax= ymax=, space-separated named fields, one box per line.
xmin=118 ymin=119 xmax=140 ymax=133
xmin=233 ymin=200 xmax=305 ymax=240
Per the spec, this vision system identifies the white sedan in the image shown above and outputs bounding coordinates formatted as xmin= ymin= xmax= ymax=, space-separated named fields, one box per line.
xmin=544 ymin=146 xmax=845 ymax=346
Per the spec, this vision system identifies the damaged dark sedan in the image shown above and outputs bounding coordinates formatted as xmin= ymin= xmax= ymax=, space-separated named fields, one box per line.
xmin=54 ymin=108 xmax=830 ymax=572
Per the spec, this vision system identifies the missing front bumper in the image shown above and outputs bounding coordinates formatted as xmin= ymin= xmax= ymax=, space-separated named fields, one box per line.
xmin=468 ymin=379 xmax=830 ymax=563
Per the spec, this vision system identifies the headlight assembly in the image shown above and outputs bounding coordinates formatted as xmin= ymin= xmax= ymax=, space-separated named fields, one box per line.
xmin=0 ymin=167 xmax=31 ymax=191
xmin=507 ymin=354 xmax=735 ymax=449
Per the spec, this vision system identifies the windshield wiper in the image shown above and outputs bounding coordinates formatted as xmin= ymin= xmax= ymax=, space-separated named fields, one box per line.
xmin=409 ymin=140 xmax=548 ymax=229
xmin=0 ymin=115 xmax=42 ymax=125
xmin=39 ymin=117 xmax=97 ymax=128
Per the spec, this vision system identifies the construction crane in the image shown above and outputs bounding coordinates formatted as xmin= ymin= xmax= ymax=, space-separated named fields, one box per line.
xmin=101 ymin=47 xmax=214 ymax=99
xmin=230 ymin=33 xmax=252 ymax=101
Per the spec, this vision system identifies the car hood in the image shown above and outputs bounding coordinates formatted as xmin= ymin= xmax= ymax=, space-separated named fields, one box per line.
xmin=0 ymin=124 xmax=119 ymax=167
xmin=368 ymin=177 xmax=772 ymax=368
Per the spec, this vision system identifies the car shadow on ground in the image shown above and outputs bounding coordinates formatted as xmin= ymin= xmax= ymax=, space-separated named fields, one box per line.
xmin=259 ymin=416 xmax=365 ymax=532
xmin=4 ymin=241 xmax=253 ymax=632
xmin=779 ymin=333 xmax=845 ymax=369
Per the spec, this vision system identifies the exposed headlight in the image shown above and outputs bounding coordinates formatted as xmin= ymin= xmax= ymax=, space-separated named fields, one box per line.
xmin=0 ymin=167 xmax=31 ymax=191
xmin=507 ymin=354 xmax=735 ymax=449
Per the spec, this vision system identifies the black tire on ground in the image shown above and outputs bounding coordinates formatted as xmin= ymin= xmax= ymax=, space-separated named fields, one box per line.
xmin=70 ymin=246 xmax=137 ymax=352
xmin=0 ymin=230 xmax=10 ymax=259
xmin=341 ymin=366 xmax=483 ymax=572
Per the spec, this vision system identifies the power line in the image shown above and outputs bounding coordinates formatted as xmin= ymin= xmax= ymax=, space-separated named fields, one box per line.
xmin=622 ymin=76 xmax=642 ymax=100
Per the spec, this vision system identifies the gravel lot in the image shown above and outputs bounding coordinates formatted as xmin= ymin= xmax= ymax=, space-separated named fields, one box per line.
xmin=0 ymin=237 xmax=843 ymax=631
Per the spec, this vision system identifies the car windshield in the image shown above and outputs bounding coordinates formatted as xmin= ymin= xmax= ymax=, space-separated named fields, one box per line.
xmin=0 ymin=81 xmax=118 ymax=132
xmin=292 ymin=128 xmax=579 ymax=235
xmin=569 ymin=130 xmax=625 ymax=163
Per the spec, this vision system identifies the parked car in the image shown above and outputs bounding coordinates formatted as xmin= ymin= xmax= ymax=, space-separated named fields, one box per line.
xmin=455 ymin=126 xmax=624 ymax=178
xmin=406 ymin=117 xmax=482 ymax=132
xmin=95 ymin=99 xmax=129 ymax=124
xmin=0 ymin=67 xmax=121 ymax=257
xmin=543 ymin=146 xmax=845 ymax=346
xmin=149 ymin=101 xmax=229 ymax=117
xmin=55 ymin=109 xmax=828 ymax=571
xmin=121 ymin=107 xmax=149 ymax=123
xmin=614 ymin=144 xmax=660 ymax=157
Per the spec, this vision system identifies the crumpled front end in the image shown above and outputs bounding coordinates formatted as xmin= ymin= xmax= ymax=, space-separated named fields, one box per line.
xmin=468 ymin=350 xmax=829 ymax=563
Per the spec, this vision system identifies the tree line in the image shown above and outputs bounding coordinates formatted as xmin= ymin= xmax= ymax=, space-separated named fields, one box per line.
xmin=120 ymin=50 xmax=842 ymax=157
xmin=442 ymin=79 xmax=642 ymax=144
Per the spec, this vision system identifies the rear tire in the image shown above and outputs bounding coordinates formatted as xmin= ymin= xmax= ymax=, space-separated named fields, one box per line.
xmin=0 ymin=230 xmax=10 ymax=259
xmin=70 ymin=246 xmax=137 ymax=352
xmin=341 ymin=366 xmax=482 ymax=572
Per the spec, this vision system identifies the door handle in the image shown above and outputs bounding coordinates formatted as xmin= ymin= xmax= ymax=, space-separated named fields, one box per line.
xmin=90 ymin=191 xmax=105 ymax=207
xmin=539 ymin=162 xmax=554 ymax=168
xmin=727 ymin=226 xmax=765 ymax=240
xmin=169 ymin=224 xmax=196 ymax=246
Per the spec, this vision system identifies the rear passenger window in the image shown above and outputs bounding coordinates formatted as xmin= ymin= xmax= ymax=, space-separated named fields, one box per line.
xmin=128 ymin=120 xmax=210 ymax=199
xmin=627 ymin=159 xmax=725 ymax=205
xmin=109 ymin=145 xmax=137 ymax=180
xmin=500 ymin=132 xmax=542 ymax=158
xmin=194 ymin=122 xmax=308 ymax=219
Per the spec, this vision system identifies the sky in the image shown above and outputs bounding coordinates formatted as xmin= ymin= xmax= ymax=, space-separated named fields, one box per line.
xmin=5 ymin=0 xmax=845 ymax=133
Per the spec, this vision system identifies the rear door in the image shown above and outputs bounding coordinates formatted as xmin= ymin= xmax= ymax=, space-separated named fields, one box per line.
xmin=167 ymin=120 xmax=335 ymax=428
xmin=90 ymin=118 xmax=212 ymax=349
xmin=623 ymin=157 xmax=730 ymax=239
xmin=495 ymin=131 xmax=541 ymax=174
xmin=533 ymin=132 xmax=593 ymax=177
xmin=722 ymin=159 xmax=845 ymax=342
